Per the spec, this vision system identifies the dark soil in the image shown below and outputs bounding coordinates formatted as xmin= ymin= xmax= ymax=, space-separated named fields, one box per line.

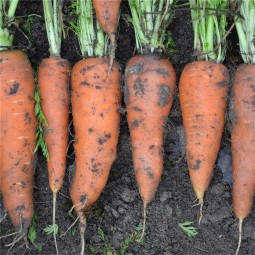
xmin=1 ymin=1 xmax=255 ymax=255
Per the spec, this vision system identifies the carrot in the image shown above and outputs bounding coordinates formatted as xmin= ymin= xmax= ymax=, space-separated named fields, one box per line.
xmin=0 ymin=50 xmax=37 ymax=243
xmin=179 ymin=0 xmax=229 ymax=223
xmin=93 ymin=0 xmax=121 ymax=68
xmin=69 ymin=1 xmax=121 ymax=254
xmin=231 ymin=2 xmax=255 ymax=254
xmin=0 ymin=1 xmax=37 ymax=245
xmin=125 ymin=0 xmax=176 ymax=239
xmin=37 ymin=1 xmax=70 ymax=254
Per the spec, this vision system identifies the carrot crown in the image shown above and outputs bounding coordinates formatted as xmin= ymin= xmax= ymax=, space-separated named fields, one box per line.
xmin=0 ymin=0 xmax=19 ymax=49
xmin=43 ymin=0 xmax=63 ymax=58
xmin=128 ymin=0 xmax=174 ymax=55
xmin=233 ymin=0 xmax=255 ymax=64
xmin=70 ymin=0 xmax=106 ymax=58
xmin=189 ymin=0 xmax=228 ymax=63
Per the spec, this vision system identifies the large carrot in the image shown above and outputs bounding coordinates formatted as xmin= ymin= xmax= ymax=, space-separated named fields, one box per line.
xmin=69 ymin=1 xmax=121 ymax=254
xmin=125 ymin=0 xmax=176 ymax=239
xmin=231 ymin=1 xmax=255 ymax=253
xmin=179 ymin=0 xmax=229 ymax=223
xmin=0 ymin=0 xmax=37 ymax=245
xmin=93 ymin=0 xmax=121 ymax=68
xmin=37 ymin=1 xmax=70 ymax=253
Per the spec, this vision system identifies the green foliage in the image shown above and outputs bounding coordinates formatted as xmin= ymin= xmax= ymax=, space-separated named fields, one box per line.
xmin=34 ymin=85 xmax=49 ymax=160
xmin=28 ymin=214 xmax=43 ymax=252
xmin=178 ymin=221 xmax=198 ymax=237
xmin=189 ymin=0 xmax=229 ymax=62
xmin=43 ymin=224 xmax=59 ymax=235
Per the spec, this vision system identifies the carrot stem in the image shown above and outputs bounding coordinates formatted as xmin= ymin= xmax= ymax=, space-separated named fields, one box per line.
xmin=189 ymin=0 xmax=228 ymax=63
xmin=0 ymin=0 xmax=20 ymax=48
xmin=43 ymin=0 xmax=62 ymax=57
xmin=128 ymin=0 xmax=173 ymax=53
xmin=234 ymin=0 xmax=255 ymax=64
xmin=138 ymin=202 xmax=147 ymax=242
xmin=73 ymin=0 xmax=105 ymax=58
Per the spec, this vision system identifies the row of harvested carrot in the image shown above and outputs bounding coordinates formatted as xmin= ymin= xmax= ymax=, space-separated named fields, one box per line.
xmin=0 ymin=2 xmax=254 ymax=255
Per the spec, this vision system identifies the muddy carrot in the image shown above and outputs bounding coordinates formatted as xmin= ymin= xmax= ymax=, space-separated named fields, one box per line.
xmin=179 ymin=0 xmax=229 ymax=223
xmin=231 ymin=1 xmax=255 ymax=253
xmin=125 ymin=0 xmax=176 ymax=239
xmin=69 ymin=1 xmax=121 ymax=254
xmin=37 ymin=1 xmax=70 ymax=254
xmin=0 ymin=0 xmax=37 ymax=244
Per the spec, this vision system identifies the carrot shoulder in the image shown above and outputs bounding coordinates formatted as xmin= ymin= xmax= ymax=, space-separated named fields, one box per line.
xmin=232 ymin=64 xmax=255 ymax=220
xmin=125 ymin=55 xmax=176 ymax=206
xmin=70 ymin=58 xmax=121 ymax=213
xmin=179 ymin=61 xmax=229 ymax=202
xmin=38 ymin=57 xmax=70 ymax=193
xmin=0 ymin=50 xmax=37 ymax=233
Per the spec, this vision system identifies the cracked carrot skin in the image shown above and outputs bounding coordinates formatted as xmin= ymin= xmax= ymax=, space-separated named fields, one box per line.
xmin=124 ymin=55 xmax=176 ymax=206
xmin=38 ymin=57 xmax=70 ymax=193
xmin=179 ymin=61 xmax=229 ymax=202
xmin=0 ymin=50 xmax=37 ymax=233
xmin=70 ymin=58 xmax=121 ymax=212
xmin=232 ymin=64 xmax=255 ymax=221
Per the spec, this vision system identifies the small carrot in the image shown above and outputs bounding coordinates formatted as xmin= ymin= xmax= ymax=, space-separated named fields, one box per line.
xmin=37 ymin=1 xmax=70 ymax=254
xmin=231 ymin=2 xmax=255 ymax=254
xmin=179 ymin=0 xmax=229 ymax=223
xmin=125 ymin=0 xmax=176 ymax=239
xmin=93 ymin=0 xmax=121 ymax=68
xmin=69 ymin=1 xmax=121 ymax=254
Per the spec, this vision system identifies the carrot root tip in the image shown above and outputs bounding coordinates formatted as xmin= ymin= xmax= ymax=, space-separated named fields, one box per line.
xmin=235 ymin=218 xmax=243 ymax=255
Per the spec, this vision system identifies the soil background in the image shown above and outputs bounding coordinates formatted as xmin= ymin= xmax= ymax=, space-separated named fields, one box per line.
xmin=1 ymin=1 xmax=255 ymax=255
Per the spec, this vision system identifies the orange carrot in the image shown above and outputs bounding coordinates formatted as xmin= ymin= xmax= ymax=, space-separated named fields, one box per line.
xmin=125 ymin=55 xmax=176 ymax=208
xmin=231 ymin=64 xmax=255 ymax=254
xmin=38 ymin=58 xmax=70 ymax=193
xmin=0 ymin=50 xmax=37 ymax=241
xmin=179 ymin=61 xmax=229 ymax=207
xmin=125 ymin=0 xmax=175 ymax=239
xmin=93 ymin=0 xmax=121 ymax=66
xmin=70 ymin=58 xmax=121 ymax=248
xmin=37 ymin=2 xmax=70 ymax=254
xmin=179 ymin=0 xmax=229 ymax=223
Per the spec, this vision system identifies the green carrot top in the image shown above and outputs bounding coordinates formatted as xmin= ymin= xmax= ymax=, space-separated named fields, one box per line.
xmin=128 ymin=0 xmax=174 ymax=55
xmin=43 ymin=0 xmax=63 ymax=58
xmin=71 ymin=0 xmax=106 ymax=58
xmin=233 ymin=0 xmax=255 ymax=64
xmin=0 ymin=0 xmax=20 ymax=49
xmin=190 ymin=0 xmax=228 ymax=63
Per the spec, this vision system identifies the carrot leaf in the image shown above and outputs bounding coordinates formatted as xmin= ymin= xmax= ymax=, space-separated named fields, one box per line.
xmin=70 ymin=0 xmax=106 ymax=58
xmin=190 ymin=0 xmax=229 ymax=63
xmin=28 ymin=214 xmax=43 ymax=252
xmin=128 ymin=0 xmax=175 ymax=54
xmin=43 ymin=224 xmax=59 ymax=235
xmin=42 ymin=0 xmax=63 ymax=57
xmin=178 ymin=221 xmax=198 ymax=237
xmin=34 ymin=84 xmax=49 ymax=160
xmin=0 ymin=0 xmax=20 ymax=48
xmin=233 ymin=0 xmax=255 ymax=64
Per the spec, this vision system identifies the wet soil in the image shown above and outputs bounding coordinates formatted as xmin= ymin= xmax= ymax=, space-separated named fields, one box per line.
xmin=0 ymin=1 xmax=254 ymax=255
